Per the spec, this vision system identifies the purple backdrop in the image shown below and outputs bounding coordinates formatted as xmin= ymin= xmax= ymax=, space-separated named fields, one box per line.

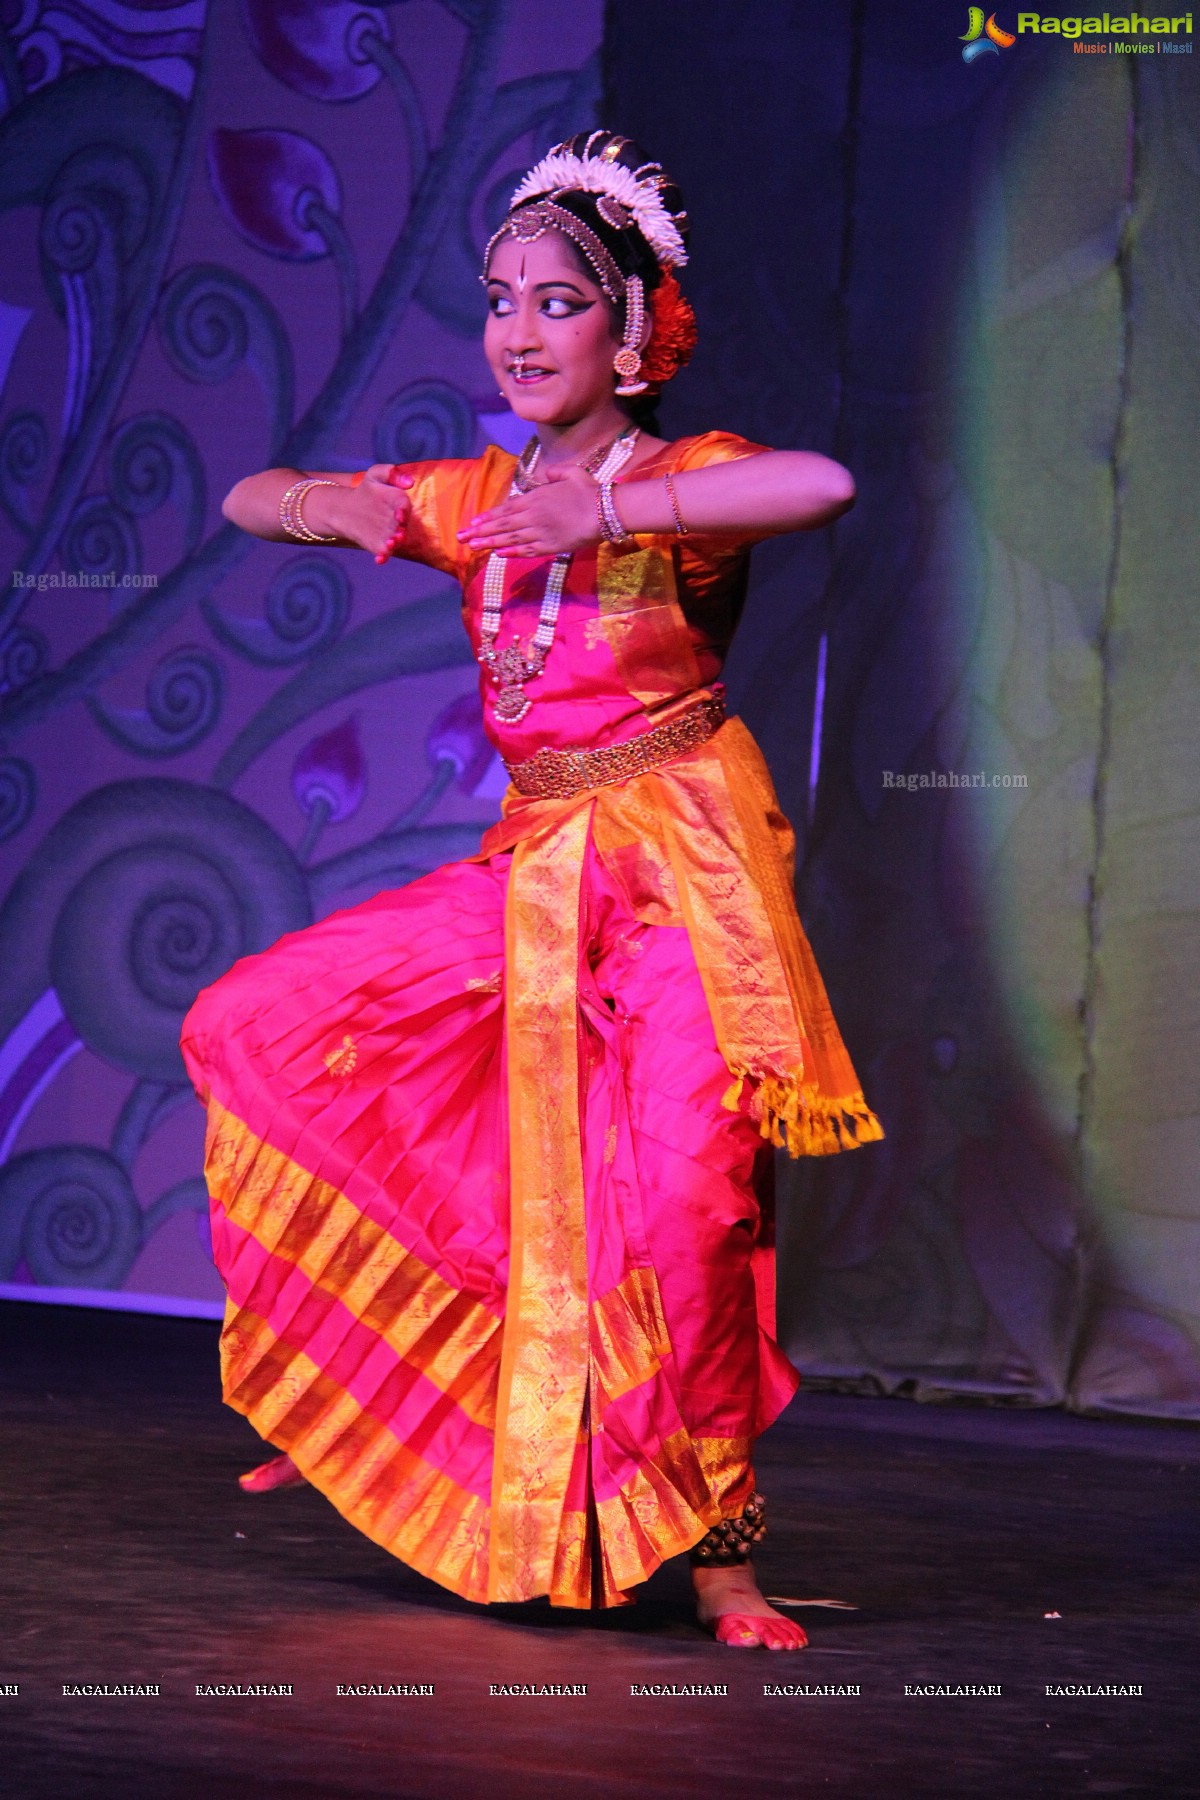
xmin=0 ymin=0 xmax=601 ymax=1316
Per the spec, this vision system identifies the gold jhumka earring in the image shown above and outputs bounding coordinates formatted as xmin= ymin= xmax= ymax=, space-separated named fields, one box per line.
xmin=612 ymin=273 xmax=647 ymax=396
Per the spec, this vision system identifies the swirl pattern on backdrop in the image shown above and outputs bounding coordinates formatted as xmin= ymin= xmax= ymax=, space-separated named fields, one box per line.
xmin=204 ymin=554 xmax=350 ymax=666
xmin=157 ymin=263 xmax=294 ymax=455
xmin=1 ymin=778 xmax=310 ymax=1082
xmin=0 ymin=1146 xmax=141 ymax=1288
xmin=108 ymin=412 xmax=207 ymax=556
xmin=62 ymin=494 xmax=141 ymax=589
xmin=0 ymin=627 xmax=49 ymax=697
xmin=89 ymin=647 xmax=225 ymax=757
xmin=0 ymin=411 xmax=49 ymax=530
xmin=373 ymin=380 xmax=476 ymax=465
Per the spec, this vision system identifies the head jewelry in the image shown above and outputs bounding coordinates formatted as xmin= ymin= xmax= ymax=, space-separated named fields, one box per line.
xmin=482 ymin=131 xmax=696 ymax=396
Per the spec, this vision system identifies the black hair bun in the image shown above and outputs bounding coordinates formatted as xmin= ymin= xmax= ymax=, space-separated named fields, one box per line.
xmin=554 ymin=131 xmax=689 ymax=251
xmin=514 ymin=130 xmax=689 ymax=292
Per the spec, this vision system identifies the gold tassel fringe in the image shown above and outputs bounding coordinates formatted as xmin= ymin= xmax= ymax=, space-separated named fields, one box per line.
xmin=721 ymin=1069 xmax=884 ymax=1160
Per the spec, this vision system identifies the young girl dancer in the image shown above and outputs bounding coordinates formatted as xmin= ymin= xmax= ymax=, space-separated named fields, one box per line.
xmin=183 ymin=132 xmax=881 ymax=1651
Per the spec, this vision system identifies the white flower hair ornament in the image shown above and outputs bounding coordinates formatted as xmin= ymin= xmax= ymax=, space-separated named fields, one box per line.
xmin=508 ymin=151 xmax=689 ymax=271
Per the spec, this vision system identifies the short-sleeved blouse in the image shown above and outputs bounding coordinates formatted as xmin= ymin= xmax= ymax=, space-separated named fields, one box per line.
xmin=385 ymin=430 xmax=769 ymax=768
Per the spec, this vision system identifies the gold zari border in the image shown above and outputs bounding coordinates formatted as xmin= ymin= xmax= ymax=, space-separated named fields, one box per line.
xmin=488 ymin=806 xmax=594 ymax=1602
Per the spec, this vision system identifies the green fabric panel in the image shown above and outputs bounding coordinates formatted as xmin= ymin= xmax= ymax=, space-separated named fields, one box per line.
xmin=959 ymin=65 xmax=1123 ymax=1151
xmin=1073 ymin=58 xmax=1200 ymax=1412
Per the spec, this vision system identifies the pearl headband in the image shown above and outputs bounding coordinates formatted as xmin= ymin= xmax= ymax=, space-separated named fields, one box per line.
xmin=482 ymin=199 xmax=627 ymax=303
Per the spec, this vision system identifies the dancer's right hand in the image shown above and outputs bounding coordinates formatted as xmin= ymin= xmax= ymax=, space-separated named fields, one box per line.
xmin=310 ymin=465 xmax=414 ymax=563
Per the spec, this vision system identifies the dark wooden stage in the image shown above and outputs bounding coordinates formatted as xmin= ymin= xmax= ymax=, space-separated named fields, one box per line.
xmin=1 ymin=1302 xmax=1197 ymax=1799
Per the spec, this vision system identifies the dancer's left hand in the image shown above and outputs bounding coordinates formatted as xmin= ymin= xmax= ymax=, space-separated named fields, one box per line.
xmin=458 ymin=465 xmax=608 ymax=557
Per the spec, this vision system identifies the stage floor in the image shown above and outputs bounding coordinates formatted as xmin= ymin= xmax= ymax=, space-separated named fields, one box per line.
xmin=1 ymin=1302 xmax=1197 ymax=1799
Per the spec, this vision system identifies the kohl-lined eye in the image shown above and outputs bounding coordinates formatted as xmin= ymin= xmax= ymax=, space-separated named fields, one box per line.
xmin=542 ymin=296 xmax=591 ymax=319
xmin=487 ymin=292 xmax=515 ymax=317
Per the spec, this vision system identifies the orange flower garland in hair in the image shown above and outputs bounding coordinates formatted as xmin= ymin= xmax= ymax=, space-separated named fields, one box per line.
xmin=637 ymin=270 xmax=698 ymax=389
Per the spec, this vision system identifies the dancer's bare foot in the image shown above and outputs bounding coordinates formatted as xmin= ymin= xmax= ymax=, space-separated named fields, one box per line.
xmin=692 ymin=1562 xmax=808 ymax=1650
xmin=238 ymin=1453 xmax=306 ymax=1494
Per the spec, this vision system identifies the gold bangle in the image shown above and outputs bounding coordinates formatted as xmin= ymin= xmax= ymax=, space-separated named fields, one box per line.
xmin=663 ymin=470 xmax=688 ymax=536
xmin=279 ymin=477 xmax=338 ymax=544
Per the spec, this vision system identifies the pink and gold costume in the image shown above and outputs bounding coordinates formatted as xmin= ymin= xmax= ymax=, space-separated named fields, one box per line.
xmin=180 ymin=431 xmax=881 ymax=1609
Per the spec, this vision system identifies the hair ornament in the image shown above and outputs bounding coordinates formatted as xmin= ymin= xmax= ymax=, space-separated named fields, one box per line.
xmin=637 ymin=270 xmax=698 ymax=388
xmin=487 ymin=198 xmax=627 ymax=303
xmin=509 ymin=150 xmax=689 ymax=270
xmin=596 ymin=194 xmax=634 ymax=232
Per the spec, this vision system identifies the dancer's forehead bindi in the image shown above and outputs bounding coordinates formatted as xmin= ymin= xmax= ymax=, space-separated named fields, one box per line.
xmin=488 ymin=230 xmax=603 ymax=296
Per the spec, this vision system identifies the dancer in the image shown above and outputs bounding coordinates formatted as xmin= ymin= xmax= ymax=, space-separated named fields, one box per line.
xmin=182 ymin=132 xmax=882 ymax=1651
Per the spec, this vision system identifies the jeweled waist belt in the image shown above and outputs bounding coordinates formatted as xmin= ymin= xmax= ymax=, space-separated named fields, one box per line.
xmin=503 ymin=687 xmax=727 ymax=800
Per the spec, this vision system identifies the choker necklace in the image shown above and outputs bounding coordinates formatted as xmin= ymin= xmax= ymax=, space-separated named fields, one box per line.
xmin=478 ymin=426 xmax=639 ymax=723
xmin=510 ymin=427 xmax=626 ymax=492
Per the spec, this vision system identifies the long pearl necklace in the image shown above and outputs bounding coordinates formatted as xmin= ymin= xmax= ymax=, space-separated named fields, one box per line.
xmin=478 ymin=426 xmax=639 ymax=724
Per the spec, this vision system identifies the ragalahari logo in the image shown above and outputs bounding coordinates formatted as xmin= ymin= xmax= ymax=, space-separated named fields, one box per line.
xmin=961 ymin=7 xmax=1017 ymax=57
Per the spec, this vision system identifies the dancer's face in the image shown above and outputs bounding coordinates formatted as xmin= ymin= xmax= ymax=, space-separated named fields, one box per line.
xmin=484 ymin=231 xmax=621 ymax=427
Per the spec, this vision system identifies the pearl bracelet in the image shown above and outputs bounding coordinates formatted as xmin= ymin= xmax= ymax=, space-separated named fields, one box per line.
xmin=279 ymin=477 xmax=338 ymax=544
xmin=596 ymin=478 xmax=630 ymax=545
